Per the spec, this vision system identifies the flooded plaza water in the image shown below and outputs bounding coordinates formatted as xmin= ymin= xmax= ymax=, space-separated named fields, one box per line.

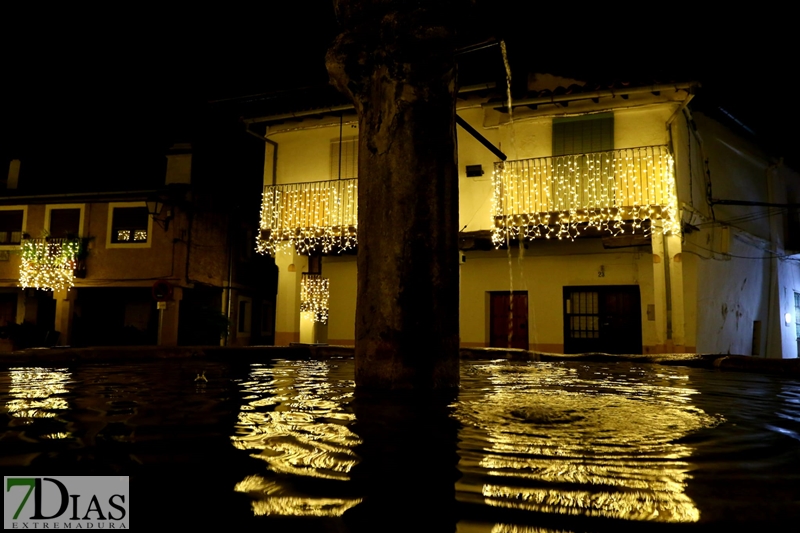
xmin=1 ymin=357 xmax=799 ymax=531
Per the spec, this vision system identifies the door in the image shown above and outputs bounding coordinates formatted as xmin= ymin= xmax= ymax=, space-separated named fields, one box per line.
xmin=563 ymin=285 xmax=642 ymax=354
xmin=489 ymin=291 xmax=529 ymax=349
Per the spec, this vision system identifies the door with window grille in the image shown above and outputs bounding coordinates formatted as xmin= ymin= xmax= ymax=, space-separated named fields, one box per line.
xmin=563 ymin=285 xmax=642 ymax=354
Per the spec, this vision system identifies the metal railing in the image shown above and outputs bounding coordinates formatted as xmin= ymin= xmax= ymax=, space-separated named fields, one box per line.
xmin=257 ymin=178 xmax=358 ymax=255
xmin=492 ymin=145 xmax=679 ymax=242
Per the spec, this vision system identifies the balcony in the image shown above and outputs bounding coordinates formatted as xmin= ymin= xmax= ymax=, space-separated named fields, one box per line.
xmin=491 ymin=145 xmax=679 ymax=244
xmin=19 ymin=237 xmax=84 ymax=291
xmin=257 ymin=178 xmax=358 ymax=255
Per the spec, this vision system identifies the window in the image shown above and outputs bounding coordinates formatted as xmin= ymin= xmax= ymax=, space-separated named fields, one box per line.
xmin=0 ymin=207 xmax=26 ymax=246
xmin=107 ymin=202 xmax=152 ymax=248
xmin=46 ymin=204 xmax=84 ymax=238
xmin=330 ymin=136 xmax=358 ymax=180
xmin=795 ymin=292 xmax=800 ymax=341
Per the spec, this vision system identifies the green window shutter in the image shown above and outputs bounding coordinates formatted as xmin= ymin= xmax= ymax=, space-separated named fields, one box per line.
xmin=552 ymin=113 xmax=614 ymax=156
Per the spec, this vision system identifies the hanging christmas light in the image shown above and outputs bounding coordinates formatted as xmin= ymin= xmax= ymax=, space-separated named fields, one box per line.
xmin=257 ymin=178 xmax=358 ymax=256
xmin=492 ymin=145 xmax=679 ymax=245
xmin=19 ymin=238 xmax=82 ymax=291
xmin=300 ymin=274 xmax=330 ymax=324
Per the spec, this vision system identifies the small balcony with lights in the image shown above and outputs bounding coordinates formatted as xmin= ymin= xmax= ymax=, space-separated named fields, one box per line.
xmin=491 ymin=145 xmax=680 ymax=245
xmin=257 ymin=178 xmax=358 ymax=256
xmin=18 ymin=237 xmax=86 ymax=292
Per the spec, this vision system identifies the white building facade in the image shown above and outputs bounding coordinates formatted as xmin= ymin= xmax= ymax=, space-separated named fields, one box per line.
xmin=253 ymin=74 xmax=800 ymax=358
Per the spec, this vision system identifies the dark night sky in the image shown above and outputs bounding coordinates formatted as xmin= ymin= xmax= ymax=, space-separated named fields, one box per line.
xmin=1 ymin=3 xmax=796 ymax=191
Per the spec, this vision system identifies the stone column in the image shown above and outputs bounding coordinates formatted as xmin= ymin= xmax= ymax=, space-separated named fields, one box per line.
xmin=54 ymin=288 xmax=77 ymax=346
xmin=159 ymin=286 xmax=182 ymax=346
xmin=327 ymin=1 xmax=461 ymax=389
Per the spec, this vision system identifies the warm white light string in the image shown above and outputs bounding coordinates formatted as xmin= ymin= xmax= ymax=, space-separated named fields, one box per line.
xmin=257 ymin=178 xmax=358 ymax=256
xmin=492 ymin=145 xmax=679 ymax=245
xmin=19 ymin=238 xmax=81 ymax=291
xmin=300 ymin=274 xmax=330 ymax=324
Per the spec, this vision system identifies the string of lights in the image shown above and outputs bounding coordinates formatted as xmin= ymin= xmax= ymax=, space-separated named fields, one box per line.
xmin=491 ymin=145 xmax=680 ymax=245
xmin=300 ymin=274 xmax=330 ymax=324
xmin=18 ymin=238 xmax=81 ymax=291
xmin=257 ymin=178 xmax=358 ymax=256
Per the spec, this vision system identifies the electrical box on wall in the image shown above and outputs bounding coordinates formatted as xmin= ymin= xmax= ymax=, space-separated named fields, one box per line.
xmin=466 ymin=165 xmax=484 ymax=177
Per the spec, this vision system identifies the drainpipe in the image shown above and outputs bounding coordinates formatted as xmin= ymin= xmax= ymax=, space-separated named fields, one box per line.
xmin=223 ymin=227 xmax=234 ymax=346
xmin=245 ymin=124 xmax=279 ymax=187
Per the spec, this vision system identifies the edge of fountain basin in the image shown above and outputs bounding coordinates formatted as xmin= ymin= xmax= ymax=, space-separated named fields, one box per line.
xmin=0 ymin=345 xmax=797 ymax=376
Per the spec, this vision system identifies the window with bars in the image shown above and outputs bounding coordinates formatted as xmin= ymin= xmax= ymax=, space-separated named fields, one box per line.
xmin=567 ymin=290 xmax=600 ymax=339
xmin=331 ymin=137 xmax=358 ymax=180
xmin=795 ymin=292 xmax=800 ymax=340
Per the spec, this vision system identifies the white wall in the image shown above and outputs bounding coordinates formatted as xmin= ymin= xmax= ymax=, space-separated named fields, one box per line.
xmin=459 ymin=239 xmax=656 ymax=351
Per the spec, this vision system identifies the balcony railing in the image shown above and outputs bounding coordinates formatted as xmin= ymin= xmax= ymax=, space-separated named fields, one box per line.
xmin=491 ymin=145 xmax=679 ymax=243
xmin=19 ymin=237 xmax=82 ymax=291
xmin=257 ymin=178 xmax=358 ymax=255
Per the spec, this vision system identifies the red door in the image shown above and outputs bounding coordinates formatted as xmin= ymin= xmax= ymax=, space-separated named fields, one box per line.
xmin=489 ymin=292 xmax=529 ymax=350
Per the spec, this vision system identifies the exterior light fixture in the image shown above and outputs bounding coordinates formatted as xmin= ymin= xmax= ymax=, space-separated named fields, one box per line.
xmin=146 ymin=196 xmax=172 ymax=231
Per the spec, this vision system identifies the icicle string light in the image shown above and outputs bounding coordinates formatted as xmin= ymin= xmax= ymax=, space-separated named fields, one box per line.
xmin=19 ymin=238 xmax=81 ymax=291
xmin=257 ymin=178 xmax=358 ymax=256
xmin=491 ymin=145 xmax=679 ymax=245
xmin=300 ymin=274 xmax=330 ymax=324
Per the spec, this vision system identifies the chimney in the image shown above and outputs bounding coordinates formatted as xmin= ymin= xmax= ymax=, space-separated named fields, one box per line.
xmin=165 ymin=143 xmax=192 ymax=185
xmin=7 ymin=159 xmax=20 ymax=190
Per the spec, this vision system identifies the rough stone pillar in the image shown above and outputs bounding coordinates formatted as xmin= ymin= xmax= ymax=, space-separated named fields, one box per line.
xmin=327 ymin=1 xmax=461 ymax=389
xmin=53 ymin=288 xmax=77 ymax=346
xmin=159 ymin=286 xmax=182 ymax=346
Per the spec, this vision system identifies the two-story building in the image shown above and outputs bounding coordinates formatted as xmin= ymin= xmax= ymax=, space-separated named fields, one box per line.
xmin=0 ymin=144 xmax=277 ymax=351
xmin=249 ymin=74 xmax=800 ymax=358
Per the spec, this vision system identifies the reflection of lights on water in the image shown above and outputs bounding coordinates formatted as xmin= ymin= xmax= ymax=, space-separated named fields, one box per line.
xmin=232 ymin=360 xmax=361 ymax=517
xmin=481 ymin=485 xmax=699 ymax=523
xmin=41 ymin=432 xmax=71 ymax=440
xmin=234 ymin=475 xmax=361 ymax=517
xmin=490 ymin=524 xmax=574 ymax=533
xmin=456 ymin=362 xmax=721 ymax=524
xmin=7 ymin=368 xmax=71 ymax=419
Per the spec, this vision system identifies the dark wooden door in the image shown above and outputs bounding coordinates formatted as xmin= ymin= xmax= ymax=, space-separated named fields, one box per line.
xmin=563 ymin=285 xmax=642 ymax=354
xmin=489 ymin=291 xmax=529 ymax=350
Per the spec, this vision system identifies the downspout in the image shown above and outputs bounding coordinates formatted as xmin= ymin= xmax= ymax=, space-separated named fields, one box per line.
xmin=245 ymin=124 xmax=278 ymax=186
xmin=223 ymin=226 xmax=234 ymax=346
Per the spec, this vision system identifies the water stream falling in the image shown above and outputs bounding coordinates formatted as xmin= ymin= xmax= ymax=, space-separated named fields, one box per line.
xmin=499 ymin=40 xmax=535 ymax=350
xmin=500 ymin=40 xmax=516 ymax=348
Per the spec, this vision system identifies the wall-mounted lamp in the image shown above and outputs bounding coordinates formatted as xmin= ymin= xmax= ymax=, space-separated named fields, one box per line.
xmin=146 ymin=196 xmax=173 ymax=231
xmin=785 ymin=312 xmax=793 ymax=327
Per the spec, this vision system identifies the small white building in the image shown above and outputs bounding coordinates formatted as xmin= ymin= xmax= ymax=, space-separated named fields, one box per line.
xmin=250 ymin=74 xmax=800 ymax=358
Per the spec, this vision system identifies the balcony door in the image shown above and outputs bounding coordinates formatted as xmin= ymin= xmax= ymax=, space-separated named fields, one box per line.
xmin=563 ymin=285 xmax=642 ymax=354
xmin=489 ymin=291 xmax=529 ymax=350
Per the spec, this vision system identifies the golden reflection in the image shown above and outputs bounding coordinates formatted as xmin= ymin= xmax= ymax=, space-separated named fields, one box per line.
xmin=456 ymin=362 xmax=721 ymax=524
xmin=235 ymin=475 xmax=361 ymax=517
xmin=232 ymin=360 xmax=361 ymax=517
xmin=491 ymin=524 xmax=574 ymax=533
xmin=6 ymin=367 xmax=71 ymax=418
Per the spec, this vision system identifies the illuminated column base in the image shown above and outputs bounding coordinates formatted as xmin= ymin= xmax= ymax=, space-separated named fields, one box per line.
xmin=299 ymin=313 xmax=328 ymax=344
xmin=53 ymin=288 xmax=77 ymax=346
xmin=158 ymin=286 xmax=182 ymax=346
